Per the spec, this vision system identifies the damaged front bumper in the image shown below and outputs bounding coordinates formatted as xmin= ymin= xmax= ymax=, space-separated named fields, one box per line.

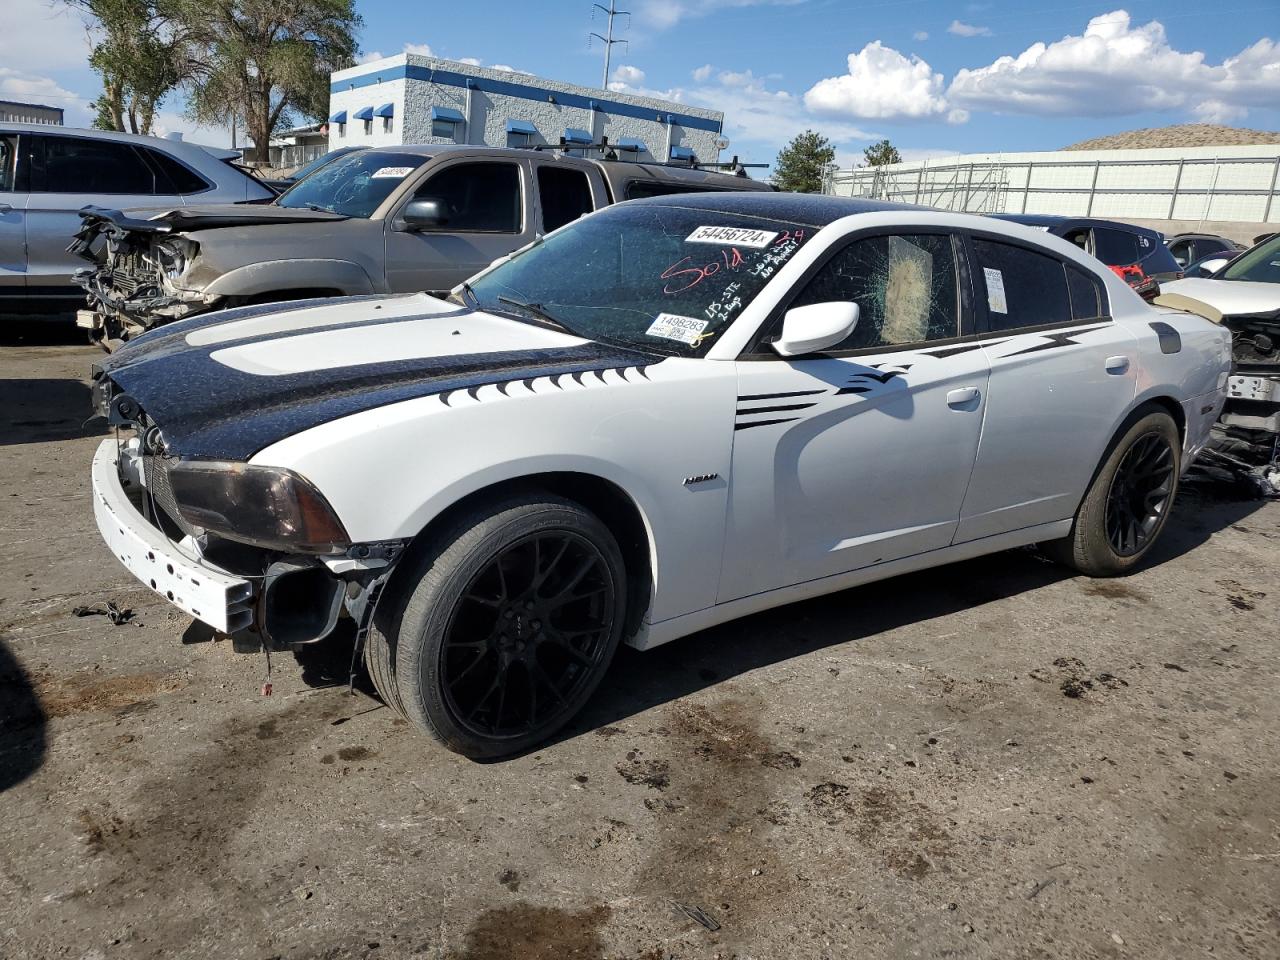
xmin=90 ymin=438 xmax=404 ymax=646
xmin=75 ymin=268 xmax=222 ymax=342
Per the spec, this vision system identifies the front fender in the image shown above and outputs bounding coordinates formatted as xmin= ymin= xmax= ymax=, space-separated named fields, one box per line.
xmin=204 ymin=259 xmax=377 ymax=298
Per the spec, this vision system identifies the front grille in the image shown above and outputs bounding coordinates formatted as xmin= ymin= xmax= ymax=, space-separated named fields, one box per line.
xmin=142 ymin=454 xmax=200 ymax=539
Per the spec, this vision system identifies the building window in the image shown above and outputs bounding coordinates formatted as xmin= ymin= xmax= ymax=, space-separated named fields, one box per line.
xmin=507 ymin=131 xmax=530 ymax=149
xmin=432 ymin=118 xmax=459 ymax=140
xmin=362 ymin=119 xmax=372 ymax=135
xmin=383 ymin=116 xmax=393 ymax=133
xmin=337 ymin=123 xmax=345 ymax=138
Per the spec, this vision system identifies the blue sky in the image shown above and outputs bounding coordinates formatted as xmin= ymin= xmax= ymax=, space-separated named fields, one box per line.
xmin=4 ymin=0 xmax=1277 ymax=167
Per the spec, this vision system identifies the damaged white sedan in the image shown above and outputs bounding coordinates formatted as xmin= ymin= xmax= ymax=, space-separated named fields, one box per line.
xmin=90 ymin=193 xmax=1230 ymax=757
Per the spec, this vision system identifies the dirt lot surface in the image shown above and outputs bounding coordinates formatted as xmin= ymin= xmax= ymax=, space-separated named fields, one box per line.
xmin=2 ymin=322 xmax=1278 ymax=960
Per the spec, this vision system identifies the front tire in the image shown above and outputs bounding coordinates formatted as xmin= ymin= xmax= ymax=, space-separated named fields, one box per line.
xmin=1043 ymin=408 xmax=1181 ymax=576
xmin=368 ymin=494 xmax=626 ymax=758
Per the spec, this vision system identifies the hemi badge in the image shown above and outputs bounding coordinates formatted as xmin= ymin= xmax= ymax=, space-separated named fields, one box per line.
xmin=683 ymin=473 xmax=719 ymax=486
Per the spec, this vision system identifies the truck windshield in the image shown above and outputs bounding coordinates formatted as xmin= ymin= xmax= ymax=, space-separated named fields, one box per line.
xmin=466 ymin=204 xmax=814 ymax=357
xmin=1220 ymin=234 xmax=1280 ymax=285
xmin=276 ymin=151 xmax=426 ymax=218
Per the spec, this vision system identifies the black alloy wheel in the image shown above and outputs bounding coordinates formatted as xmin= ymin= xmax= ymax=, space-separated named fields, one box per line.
xmin=1103 ymin=432 xmax=1175 ymax=557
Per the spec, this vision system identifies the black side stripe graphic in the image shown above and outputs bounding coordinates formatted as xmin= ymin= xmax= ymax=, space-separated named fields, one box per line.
xmin=738 ymin=389 xmax=828 ymax=402
xmin=735 ymin=417 xmax=801 ymax=431
xmin=918 ymin=341 xmax=988 ymax=358
xmin=835 ymin=385 xmax=871 ymax=395
xmin=735 ymin=402 xmax=819 ymax=415
xmin=1002 ymin=324 xmax=1110 ymax=358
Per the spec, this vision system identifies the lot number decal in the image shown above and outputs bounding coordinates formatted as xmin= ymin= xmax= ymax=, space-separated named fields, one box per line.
xmin=371 ymin=166 xmax=415 ymax=178
xmin=686 ymin=225 xmax=778 ymax=249
xmin=646 ymin=313 xmax=709 ymax=345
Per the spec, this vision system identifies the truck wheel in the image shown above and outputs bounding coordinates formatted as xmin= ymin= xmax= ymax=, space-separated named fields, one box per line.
xmin=381 ymin=494 xmax=626 ymax=758
xmin=1042 ymin=408 xmax=1181 ymax=576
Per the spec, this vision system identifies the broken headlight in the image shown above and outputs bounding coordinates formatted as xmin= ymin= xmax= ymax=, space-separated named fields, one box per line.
xmin=153 ymin=237 xmax=195 ymax=282
xmin=167 ymin=461 xmax=350 ymax=554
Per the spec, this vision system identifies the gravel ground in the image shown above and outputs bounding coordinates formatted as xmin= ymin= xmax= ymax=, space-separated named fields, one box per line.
xmin=2 ymin=322 xmax=1278 ymax=960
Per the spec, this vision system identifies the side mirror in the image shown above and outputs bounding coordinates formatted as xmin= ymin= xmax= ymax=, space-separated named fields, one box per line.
xmin=771 ymin=301 xmax=860 ymax=357
xmin=399 ymin=197 xmax=447 ymax=231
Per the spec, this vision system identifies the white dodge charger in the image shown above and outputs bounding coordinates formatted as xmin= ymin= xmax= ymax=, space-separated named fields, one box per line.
xmin=89 ymin=193 xmax=1230 ymax=757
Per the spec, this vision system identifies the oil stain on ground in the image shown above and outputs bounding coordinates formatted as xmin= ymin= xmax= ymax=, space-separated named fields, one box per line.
xmin=33 ymin=667 xmax=187 ymax=718
xmin=455 ymin=903 xmax=610 ymax=960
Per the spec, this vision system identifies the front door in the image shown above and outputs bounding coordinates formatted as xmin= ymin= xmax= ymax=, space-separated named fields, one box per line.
xmin=384 ymin=158 xmax=534 ymax=294
xmin=956 ymin=234 xmax=1137 ymax=542
xmin=719 ymin=231 xmax=990 ymax=602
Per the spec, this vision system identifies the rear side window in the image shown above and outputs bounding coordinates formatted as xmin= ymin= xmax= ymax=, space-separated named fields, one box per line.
xmin=789 ymin=233 xmax=960 ymax=351
xmin=972 ymin=238 xmax=1072 ymax=331
xmin=536 ymin=165 xmax=593 ymax=233
xmin=141 ymin=147 xmax=211 ymax=194
xmin=624 ymin=180 xmax=708 ymax=200
xmin=1066 ymin=264 xmax=1107 ymax=320
xmin=1092 ymin=228 xmax=1139 ymax=266
xmin=37 ymin=135 xmax=157 ymax=194
xmin=414 ymin=162 xmax=521 ymax=232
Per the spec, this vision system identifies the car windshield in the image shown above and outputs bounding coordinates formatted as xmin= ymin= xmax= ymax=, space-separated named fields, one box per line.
xmin=466 ymin=204 xmax=814 ymax=357
xmin=275 ymin=150 xmax=426 ymax=217
xmin=285 ymin=147 xmax=362 ymax=186
xmin=1219 ymin=234 xmax=1280 ymax=284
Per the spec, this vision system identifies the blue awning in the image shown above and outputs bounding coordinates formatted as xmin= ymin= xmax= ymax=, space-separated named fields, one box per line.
xmin=669 ymin=145 xmax=695 ymax=161
xmin=430 ymin=105 xmax=465 ymax=122
xmin=374 ymin=102 xmax=394 ymax=118
xmin=616 ymin=138 xmax=645 ymax=152
xmin=352 ymin=106 xmax=374 ymax=121
xmin=563 ymin=127 xmax=592 ymax=145
xmin=328 ymin=110 xmax=347 ymax=123
xmin=505 ymin=118 xmax=537 ymax=135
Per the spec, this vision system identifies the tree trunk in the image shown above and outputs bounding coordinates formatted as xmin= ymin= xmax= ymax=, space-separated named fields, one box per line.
xmin=107 ymin=79 xmax=125 ymax=132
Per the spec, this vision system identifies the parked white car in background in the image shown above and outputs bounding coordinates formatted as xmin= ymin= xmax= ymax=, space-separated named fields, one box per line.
xmin=0 ymin=124 xmax=274 ymax=312
xmin=89 ymin=193 xmax=1230 ymax=757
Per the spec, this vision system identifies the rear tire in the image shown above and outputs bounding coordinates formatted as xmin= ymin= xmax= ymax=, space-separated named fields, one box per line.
xmin=374 ymin=494 xmax=626 ymax=758
xmin=1042 ymin=408 xmax=1181 ymax=576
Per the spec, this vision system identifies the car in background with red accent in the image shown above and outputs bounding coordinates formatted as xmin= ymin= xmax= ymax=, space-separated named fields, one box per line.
xmin=993 ymin=214 xmax=1184 ymax=291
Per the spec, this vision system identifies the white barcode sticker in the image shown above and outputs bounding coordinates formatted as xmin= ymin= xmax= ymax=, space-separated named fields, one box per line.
xmin=371 ymin=166 xmax=414 ymax=179
xmin=686 ymin=225 xmax=778 ymax=248
xmin=983 ymin=267 xmax=1008 ymax=314
xmin=646 ymin=313 xmax=709 ymax=345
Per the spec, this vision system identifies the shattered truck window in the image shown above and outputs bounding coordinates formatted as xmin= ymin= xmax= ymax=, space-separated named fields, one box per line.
xmin=789 ymin=233 xmax=959 ymax=351
xmin=465 ymin=204 xmax=813 ymax=357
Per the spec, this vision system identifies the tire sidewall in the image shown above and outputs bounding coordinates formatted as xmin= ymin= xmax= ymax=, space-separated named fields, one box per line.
xmin=395 ymin=497 xmax=627 ymax=758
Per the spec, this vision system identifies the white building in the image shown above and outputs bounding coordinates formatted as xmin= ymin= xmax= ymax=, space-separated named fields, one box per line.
xmin=327 ymin=53 xmax=725 ymax=165
xmin=828 ymin=144 xmax=1280 ymax=242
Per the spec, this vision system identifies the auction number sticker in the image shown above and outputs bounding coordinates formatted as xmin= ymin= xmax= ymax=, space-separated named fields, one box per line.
xmin=983 ymin=267 xmax=1008 ymax=314
xmin=371 ymin=166 xmax=415 ymax=178
xmin=686 ymin=225 xmax=778 ymax=249
xmin=646 ymin=313 xmax=709 ymax=345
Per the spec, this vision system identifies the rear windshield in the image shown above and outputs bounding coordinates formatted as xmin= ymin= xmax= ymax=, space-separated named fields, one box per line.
xmin=276 ymin=151 xmax=426 ymax=217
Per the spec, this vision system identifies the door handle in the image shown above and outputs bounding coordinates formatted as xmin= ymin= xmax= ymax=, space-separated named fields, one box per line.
xmin=0 ymin=203 xmax=12 ymax=213
xmin=946 ymin=386 xmax=981 ymax=408
xmin=1105 ymin=355 xmax=1130 ymax=374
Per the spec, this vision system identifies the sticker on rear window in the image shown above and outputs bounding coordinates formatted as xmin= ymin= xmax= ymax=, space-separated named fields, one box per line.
xmin=983 ymin=267 xmax=1008 ymax=314
xmin=371 ymin=166 xmax=414 ymax=178
xmin=686 ymin=225 xmax=778 ymax=249
xmin=646 ymin=313 xmax=709 ymax=345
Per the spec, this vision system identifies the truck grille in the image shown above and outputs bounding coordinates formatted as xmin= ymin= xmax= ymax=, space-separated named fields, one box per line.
xmin=142 ymin=454 xmax=200 ymax=539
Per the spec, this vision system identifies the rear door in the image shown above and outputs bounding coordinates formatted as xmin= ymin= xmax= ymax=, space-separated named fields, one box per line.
xmin=383 ymin=158 xmax=533 ymax=294
xmin=956 ymin=234 xmax=1137 ymax=542
xmin=0 ymin=132 xmax=26 ymax=295
xmin=26 ymin=133 xmax=185 ymax=294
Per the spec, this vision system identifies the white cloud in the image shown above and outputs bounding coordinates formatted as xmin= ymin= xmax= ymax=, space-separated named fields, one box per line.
xmin=913 ymin=31 xmax=929 ymax=42
xmin=948 ymin=11 xmax=1280 ymax=121
xmin=355 ymin=50 xmax=385 ymax=64
xmin=611 ymin=65 xmax=646 ymax=85
xmin=804 ymin=41 xmax=950 ymax=120
xmin=0 ymin=0 xmax=92 ymax=72
xmin=403 ymin=43 xmax=435 ymax=56
xmin=948 ymin=20 xmax=992 ymax=38
xmin=636 ymin=0 xmax=803 ymax=30
xmin=456 ymin=57 xmax=482 ymax=66
xmin=692 ymin=63 xmax=714 ymax=82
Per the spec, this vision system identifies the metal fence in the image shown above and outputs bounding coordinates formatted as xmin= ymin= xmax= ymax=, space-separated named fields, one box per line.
xmin=826 ymin=154 xmax=1280 ymax=225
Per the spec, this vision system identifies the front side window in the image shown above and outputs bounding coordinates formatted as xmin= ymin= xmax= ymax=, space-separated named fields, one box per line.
xmin=788 ymin=233 xmax=959 ymax=351
xmin=464 ymin=204 xmax=813 ymax=357
xmin=536 ymin=165 xmax=593 ymax=233
xmin=275 ymin=150 xmax=427 ymax=218
xmin=1169 ymin=239 xmax=1192 ymax=267
xmin=1092 ymin=227 xmax=1139 ymax=266
xmin=972 ymin=238 xmax=1073 ymax=331
xmin=37 ymin=136 xmax=156 ymax=194
xmin=414 ymin=162 xmax=521 ymax=233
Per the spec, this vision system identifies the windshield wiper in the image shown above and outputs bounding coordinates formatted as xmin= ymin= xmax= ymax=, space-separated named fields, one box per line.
xmin=496 ymin=295 xmax=574 ymax=334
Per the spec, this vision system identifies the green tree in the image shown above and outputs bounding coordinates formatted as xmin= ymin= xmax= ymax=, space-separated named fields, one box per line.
xmin=772 ymin=130 xmax=835 ymax=193
xmin=182 ymin=0 xmax=360 ymax=162
xmin=862 ymin=139 xmax=902 ymax=167
xmin=69 ymin=0 xmax=187 ymax=135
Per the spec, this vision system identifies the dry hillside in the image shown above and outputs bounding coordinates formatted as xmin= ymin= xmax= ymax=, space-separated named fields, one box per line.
xmin=1064 ymin=124 xmax=1280 ymax=151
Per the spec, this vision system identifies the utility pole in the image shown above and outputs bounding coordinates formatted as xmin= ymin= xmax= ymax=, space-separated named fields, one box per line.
xmin=590 ymin=1 xmax=629 ymax=89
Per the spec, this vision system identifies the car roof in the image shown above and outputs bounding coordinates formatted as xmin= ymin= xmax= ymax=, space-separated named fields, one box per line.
xmin=994 ymin=213 xmax=1162 ymax=238
xmin=621 ymin=191 xmax=919 ymax=226
xmin=0 ymin=122 xmax=241 ymax=162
